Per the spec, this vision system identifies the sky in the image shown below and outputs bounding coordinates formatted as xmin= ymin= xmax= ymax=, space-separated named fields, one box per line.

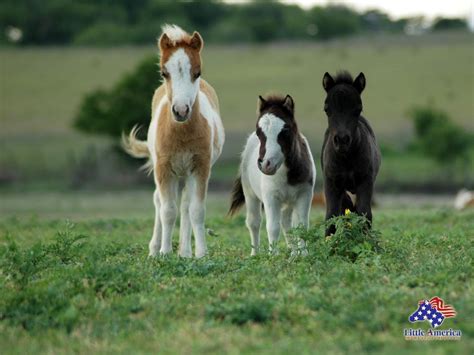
xmin=229 ymin=0 xmax=474 ymax=28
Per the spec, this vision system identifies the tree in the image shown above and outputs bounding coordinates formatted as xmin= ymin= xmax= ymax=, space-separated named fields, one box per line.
xmin=432 ymin=18 xmax=468 ymax=31
xmin=74 ymin=56 xmax=159 ymax=137
xmin=410 ymin=106 xmax=473 ymax=165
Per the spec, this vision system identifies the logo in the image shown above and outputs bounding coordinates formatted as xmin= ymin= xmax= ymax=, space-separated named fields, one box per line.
xmin=404 ymin=297 xmax=461 ymax=341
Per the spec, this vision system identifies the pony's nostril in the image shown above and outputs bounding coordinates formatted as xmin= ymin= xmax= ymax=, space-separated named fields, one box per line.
xmin=333 ymin=136 xmax=340 ymax=145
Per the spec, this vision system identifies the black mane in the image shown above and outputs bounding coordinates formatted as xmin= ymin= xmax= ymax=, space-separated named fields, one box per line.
xmin=333 ymin=71 xmax=354 ymax=85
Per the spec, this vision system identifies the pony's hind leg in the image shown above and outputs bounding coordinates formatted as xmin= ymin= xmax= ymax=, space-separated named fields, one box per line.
xmin=149 ymin=188 xmax=162 ymax=256
xmin=178 ymin=181 xmax=192 ymax=258
xmin=245 ymin=194 xmax=261 ymax=256
xmin=342 ymin=192 xmax=355 ymax=212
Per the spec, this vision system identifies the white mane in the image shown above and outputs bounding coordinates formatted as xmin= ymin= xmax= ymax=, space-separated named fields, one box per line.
xmin=161 ymin=24 xmax=189 ymax=45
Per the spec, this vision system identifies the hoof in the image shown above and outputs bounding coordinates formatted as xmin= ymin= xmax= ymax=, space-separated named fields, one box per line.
xmin=195 ymin=248 xmax=208 ymax=259
xmin=179 ymin=249 xmax=193 ymax=258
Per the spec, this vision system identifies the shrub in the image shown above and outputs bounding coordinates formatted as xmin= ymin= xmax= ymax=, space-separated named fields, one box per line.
xmin=74 ymin=56 xmax=159 ymax=138
xmin=410 ymin=106 xmax=473 ymax=165
xmin=324 ymin=211 xmax=383 ymax=261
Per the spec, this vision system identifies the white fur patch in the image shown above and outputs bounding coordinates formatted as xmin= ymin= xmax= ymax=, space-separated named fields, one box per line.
xmin=165 ymin=48 xmax=200 ymax=112
xmin=258 ymin=113 xmax=285 ymax=163
xmin=161 ymin=24 xmax=188 ymax=45
xmin=199 ymin=91 xmax=225 ymax=164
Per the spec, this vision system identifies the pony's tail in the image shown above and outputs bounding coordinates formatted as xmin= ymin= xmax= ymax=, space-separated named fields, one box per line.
xmin=228 ymin=175 xmax=245 ymax=217
xmin=122 ymin=125 xmax=153 ymax=174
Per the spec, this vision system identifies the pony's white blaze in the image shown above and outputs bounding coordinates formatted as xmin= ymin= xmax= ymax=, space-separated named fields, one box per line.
xmin=258 ymin=113 xmax=285 ymax=174
xmin=165 ymin=48 xmax=200 ymax=121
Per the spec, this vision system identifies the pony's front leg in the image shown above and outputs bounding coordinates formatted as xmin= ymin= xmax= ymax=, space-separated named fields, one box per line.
xmin=178 ymin=181 xmax=192 ymax=258
xmin=280 ymin=205 xmax=292 ymax=248
xmin=292 ymin=192 xmax=312 ymax=255
xmin=324 ymin=178 xmax=343 ymax=236
xmin=355 ymin=180 xmax=374 ymax=226
xmin=157 ymin=171 xmax=179 ymax=256
xmin=189 ymin=165 xmax=210 ymax=258
xmin=263 ymin=195 xmax=282 ymax=254
xmin=148 ymin=188 xmax=162 ymax=256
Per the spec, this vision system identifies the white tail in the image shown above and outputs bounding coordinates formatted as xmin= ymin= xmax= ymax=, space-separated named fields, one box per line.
xmin=122 ymin=125 xmax=153 ymax=174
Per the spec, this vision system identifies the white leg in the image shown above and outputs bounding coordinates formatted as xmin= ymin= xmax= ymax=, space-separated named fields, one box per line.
xmin=245 ymin=195 xmax=261 ymax=256
xmin=263 ymin=196 xmax=282 ymax=254
xmin=179 ymin=181 xmax=192 ymax=258
xmin=149 ymin=189 xmax=162 ymax=256
xmin=189 ymin=175 xmax=208 ymax=258
xmin=292 ymin=192 xmax=312 ymax=256
xmin=281 ymin=205 xmax=293 ymax=248
xmin=159 ymin=179 xmax=179 ymax=255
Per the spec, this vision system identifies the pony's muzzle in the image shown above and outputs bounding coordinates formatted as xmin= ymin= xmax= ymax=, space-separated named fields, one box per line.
xmin=258 ymin=158 xmax=277 ymax=175
xmin=172 ymin=104 xmax=190 ymax=122
xmin=333 ymin=134 xmax=351 ymax=151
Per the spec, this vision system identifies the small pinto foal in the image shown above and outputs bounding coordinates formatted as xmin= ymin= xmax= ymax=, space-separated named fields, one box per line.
xmin=229 ymin=94 xmax=316 ymax=255
xmin=123 ymin=25 xmax=225 ymax=258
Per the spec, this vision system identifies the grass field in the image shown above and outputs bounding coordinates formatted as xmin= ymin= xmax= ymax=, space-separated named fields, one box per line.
xmin=0 ymin=192 xmax=472 ymax=354
xmin=1 ymin=32 xmax=473 ymax=189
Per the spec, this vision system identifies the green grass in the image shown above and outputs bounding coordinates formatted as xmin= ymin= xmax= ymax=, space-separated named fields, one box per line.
xmin=0 ymin=192 xmax=472 ymax=354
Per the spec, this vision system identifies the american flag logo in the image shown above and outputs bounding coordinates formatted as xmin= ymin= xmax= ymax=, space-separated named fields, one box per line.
xmin=408 ymin=297 xmax=457 ymax=328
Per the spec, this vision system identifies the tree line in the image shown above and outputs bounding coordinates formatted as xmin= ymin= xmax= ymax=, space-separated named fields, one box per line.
xmin=1 ymin=0 xmax=469 ymax=45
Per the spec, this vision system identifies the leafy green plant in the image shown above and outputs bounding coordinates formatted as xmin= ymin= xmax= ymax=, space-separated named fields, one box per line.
xmin=324 ymin=211 xmax=383 ymax=261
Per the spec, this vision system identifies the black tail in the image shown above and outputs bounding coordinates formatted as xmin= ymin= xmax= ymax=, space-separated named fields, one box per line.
xmin=228 ymin=176 xmax=245 ymax=216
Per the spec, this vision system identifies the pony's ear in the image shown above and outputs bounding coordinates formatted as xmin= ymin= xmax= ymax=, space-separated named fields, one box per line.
xmin=258 ymin=95 xmax=267 ymax=111
xmin=322 ymin=72 xmax=335 ymax=92
xmin=159 ymin=33 xmax=173 ymax=51
xmin=190 ymin=31 xmax=203 ymax=51
xmin=353 ymin=72 xmax=366 ymax=93
xmin=283 ymin=94 xmax=294 ymax=114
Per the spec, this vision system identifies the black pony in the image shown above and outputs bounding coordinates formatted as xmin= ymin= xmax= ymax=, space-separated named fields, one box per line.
xmin=321 ymin=71 xmax=381 ymax=235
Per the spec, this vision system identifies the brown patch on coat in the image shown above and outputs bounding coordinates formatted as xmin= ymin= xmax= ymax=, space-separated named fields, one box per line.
xmin=153 ymin=96 xmax=211 ymax=200
xmin=150 ymin=83 xmax=213 ymax=200
xmin=200 ymin=79 xmax=219 ymax=113
xmin=312 ymin=192 xmax=326 ymax=207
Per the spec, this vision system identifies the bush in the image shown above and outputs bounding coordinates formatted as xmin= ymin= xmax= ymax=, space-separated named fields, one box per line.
xmin=324 ymin=211 xmax=382 ymax=261
xmin=410 ymin=106 xmax=473 ymax=165
xmin=74 ymin=56 xmax=159 ymax=137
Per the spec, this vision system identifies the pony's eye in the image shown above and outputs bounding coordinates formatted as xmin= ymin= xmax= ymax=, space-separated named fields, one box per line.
xmin=193 ymin=71 xmax=201 ymax=80
xmin=161 ymin=70 xmax=169 ymax=79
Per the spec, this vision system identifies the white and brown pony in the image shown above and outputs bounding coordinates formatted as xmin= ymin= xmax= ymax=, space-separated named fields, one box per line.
xmin=228 ymin=94 xmax=315 ymax=255
xmin=123 ymin=25 xmax=225 ymax=258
